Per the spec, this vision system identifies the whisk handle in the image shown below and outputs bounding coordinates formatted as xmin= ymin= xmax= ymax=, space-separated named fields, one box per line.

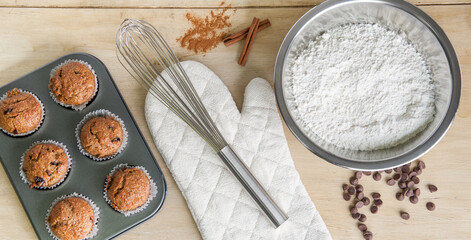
xmin=218 ymin=146 xmax=288 ymax=228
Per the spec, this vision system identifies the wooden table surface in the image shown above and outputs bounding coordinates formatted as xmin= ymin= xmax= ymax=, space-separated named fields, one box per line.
xmin=0 ymin=1 xmax=470 ymax=239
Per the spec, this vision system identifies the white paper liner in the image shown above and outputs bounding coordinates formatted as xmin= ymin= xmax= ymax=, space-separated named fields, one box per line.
xmin=45 ymin=192 xmax=100 ymax=240
xmin=48 ymin=59 xmax=98 ymax=111
xmin=75 ymin=109 xmax=128 ymax=161
xmin=103 ymin=164 xmax=158 ymax=216
xmin=0 ymin=88 xmax=45 ymax=137
xmin=19 ymin=140 xmax=72 ymax=190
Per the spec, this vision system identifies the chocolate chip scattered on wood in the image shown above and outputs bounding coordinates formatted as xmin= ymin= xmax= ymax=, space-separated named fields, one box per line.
xmin=413 ymin=167 xmax=422 ymax=175
xmin=359 ymin=214 xmax=367 ymax=222
xmin=350 ymin=206 xmax=358 ymax=214
xmin=413 ymin=188 xmax=421 ymax=197
xmin=412 ymin=176 xmax=420 ymax=184
xmin=350 ymin=177 xmax=359 ymax=185
xmin=352 ymin=213 xmax=361 ymax=220
xmin=400 ymin=211 xmax=410 ymax=220
xmin=348 ymin=186 xmax=356 ymax=195
xmin=343 ymin=193 xmax=351 ymax=201
xmin=373 ymin=199 xmax=383 ymax=207
xmin=357 ymin=192 xmax=364 ymax=200
xmin=362 ymin=197 xmax=371 ymax=206
xmin=363 ymin=171 xmax=372 ymax=176
xmin=387 ymin=178 xmax=396 ymax=186
xmin=370 ymin=205 xmax=378 ymax=214
xmin=398 ymin=181 xmax=407 ymax=189
xmin=373 ymin=172 xmax=382 ymax=181
xmin=356 ymin=200 xmax=364 ymax=208
xmin=355 ymin=171 xmax=363 ymax=179
xmin=401 ymin=173 xmax=408 ymax=181
xmin=385 ymin=169 xmax=392 ymax=174
xmin=404 ymin=188 xmax=413 ymax=197
xmin=396 ymin=192 xmax=405 ymax=201
xmin=356 ymin=185 xmax=364 ymax=192
xmin=342 ymin=183 xmax=348 ymax=191
xmin=402 ymin=165 xmax=410 ymax=173
xmin=358 ymin=223 xmax=368 ymax=231
xmin=407 ymin=180 xmax=415 ymax=188
xmin=372 ymin=192 xmax=381 ymax=200
xmin=363 ymin=231 xmax=373 ymax=240
xmin=409 ymin=196 xmax=419 ymax=204
xmin=393 ymin=173 xmax=401 ymax=181
xmin=428 ymin=184 xmax=438 ymax=193
xmin=418 ymin=160 xmax=426 ymax=169
xmin=394 ymin=167 xmax=402 ymax=172
xmin=426 ymin=202 xmax=435 ymax=211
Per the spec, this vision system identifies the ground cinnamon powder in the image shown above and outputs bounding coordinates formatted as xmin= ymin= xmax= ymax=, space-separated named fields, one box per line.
xmin=177 ymin=3 xmax=233 ymax=54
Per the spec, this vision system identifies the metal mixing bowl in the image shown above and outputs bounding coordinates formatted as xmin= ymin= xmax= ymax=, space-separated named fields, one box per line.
xmin=274 ymin=0 xmax=461 ymax=170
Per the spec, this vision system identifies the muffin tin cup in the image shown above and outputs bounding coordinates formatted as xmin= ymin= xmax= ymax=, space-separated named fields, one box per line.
xmin=103 ymin=164 xmax=158 ymax=217
xmin=19 ymin=140 xmax=72 ymax=190
xmin=75 ymin=109 xmax=128 ymax=161
xmin=48 ymin=59 xmax=98 ymax=111
xmin=0 ymin=88 xmax=45 ymax=137
xmin=45 ymin=192 xmax=100 ymax=240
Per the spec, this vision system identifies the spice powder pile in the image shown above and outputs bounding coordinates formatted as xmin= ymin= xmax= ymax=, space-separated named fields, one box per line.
xmin=177 ymin=4 xmax=233 ymax=54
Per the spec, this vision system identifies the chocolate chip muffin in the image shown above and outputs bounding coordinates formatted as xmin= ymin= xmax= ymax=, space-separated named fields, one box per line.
xmin=0 ymin=88 xmax=43 ymax=135
xmin=106 ymin=168 xmax=150 ymax=212
xmin=80 ymin=115 xmax=123 ymax=158
xmin=49 ymin=61 xmax=96 ymax=107
xmin=22 ymin=142 xmax=69 ymax=188
xmin=47 ymin=197 xmax=94 ymax=240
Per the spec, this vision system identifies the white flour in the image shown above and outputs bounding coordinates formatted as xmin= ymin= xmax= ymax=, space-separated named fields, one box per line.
xmin=287 ymin=23 xmax=435 ymax=151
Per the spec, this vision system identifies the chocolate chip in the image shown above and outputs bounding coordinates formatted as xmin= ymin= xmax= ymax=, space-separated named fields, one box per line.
xmin=362 ymin=197 xmax=371 ymax=206
xmin=3 ymin=108 xmax=13 ymax=115
xmin=413 ymin=167 xmax=422 ymax=175
xmin=372 ymin=192 xmax=381 ymax=200
xmin=50 ymin=162 xmax=59 ymax=166
xmin=350 ymin=206 xmax=358 ymax=214
xmin=363 ymin=171 xmax=372 ymax=176
xmin=413 ymin=188 xmax=421 ymax=197
xmin=426 ymin=202 xmax=435 ymax=211
xmin=401 ymin=173 xmax=408 ymax=181
xmin=370 ymin=205 xmax=378 ymax=214
xmin=428 ymin=184 xmax=438 ymax=193
xmin=373 ymin=172 xmax=381 ymax=181
xmin=111 ymin=137 xmax=121 ymax=142
xmin=34 ymin=176 xmax=44 ymax=184
xmin=373 ymin=199 xmax=383 ymax=207
xmin=46 ymin=170 xmax=52 ymax=176
xmin=378 ymin=170 xmax=384 ymax=173
xmin=348 ymin=186 xmax=356 ymax=195
xmin=363 ymin=231 xmax=373 ymax=240
xmin=402 ymin=165 xmax=410 ymax=173
xmin=359 ymin=214 xmax=367 ymax=222
xmin=58 ymin=69 xmax=63 ymax=78
xmin=13 ymin=129 xmax=18 ymax=134
xmin=343 ymin=193 xmax=351 ymax=201
xmin=357 ymin=192 xmax=364 ymax=200
xmin=404 ymin=188 xmax=413 ymax=197
xmin=408 ymin=171 xmax=417 ymax=178
xmin=398 ymin=181 xmax=407 ymax=189
xmin=358 ymin=223 xmax=368 ymax=232
xmin=352 ymin=213 xmax=360 ymax=220
xmin=396 ymin=192 xmax=405 ymax=201
xmin=407 ymin=181 xmax=414 ymax=188
xmin=394 ymin=167 xmax=402 ymax=172
xmin=410 ymin=196 xmax=419 ymax=204
xmin=356 ymin=201 xmax=364 ymax=208
xmin=393 ymin=173 xmax=401 ymax=181
xmin=342 ymin=183 xmax=348 ymax=191
xmin=355 ymin=171 xmax=363 ymax=179
xmin=400 ymin=211 xmax=410 ymax=220
xmin=412 ymin=176 xmax=420 ymax=184
xmin=385 ymin=169 xmax=392 ymax=174
xmin=356 ymin=185 xmax=364 ymax=193
xmin=418 ymin=160 xmax=426 ymax=169
xmin=386 ymin=178 xmax=395 ymax=186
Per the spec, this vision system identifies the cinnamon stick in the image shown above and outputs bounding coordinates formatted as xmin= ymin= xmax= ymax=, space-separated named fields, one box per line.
xmin=238 ymin=17 xmax=260 ymax=66
xmin=223 ymin=19 xmax=271 ymax=47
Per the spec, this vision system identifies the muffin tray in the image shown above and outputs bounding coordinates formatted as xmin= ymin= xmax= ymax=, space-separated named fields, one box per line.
xmin=0 ymin=53 xmax=167 ymax=239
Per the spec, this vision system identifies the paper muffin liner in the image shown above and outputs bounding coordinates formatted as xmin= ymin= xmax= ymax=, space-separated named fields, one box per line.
xmin=0 ymin=88 xmax=45 ymax=137
xmin=19 ymin=140 xmax=72 ymax=190
xmin=75 ymin=109 xmax=128 ymax=161
xmin=48 ymin=59 xmax=98 ymax=111
xmin=103 ymin=164 xmax=158 ymax=216
xmin=45 ymin=192 xmax=100 ymax=240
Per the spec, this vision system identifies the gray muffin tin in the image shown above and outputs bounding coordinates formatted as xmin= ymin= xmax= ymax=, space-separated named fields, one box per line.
xmin=0 ymin=53 xmax=167 ymax=239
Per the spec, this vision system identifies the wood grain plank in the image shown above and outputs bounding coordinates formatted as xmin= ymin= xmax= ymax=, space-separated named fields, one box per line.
xmin=0 ymin=0 xmax=470 ymax=8
xmin=0 ymin=5 xmax=469 ymax=240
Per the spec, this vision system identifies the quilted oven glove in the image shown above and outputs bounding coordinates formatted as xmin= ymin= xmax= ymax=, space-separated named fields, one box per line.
xmin=144 ymin=61 xmax=331 ymax=240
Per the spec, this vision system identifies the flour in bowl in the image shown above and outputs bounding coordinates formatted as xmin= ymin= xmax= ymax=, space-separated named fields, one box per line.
xmin=287 ymin=23 xmax=435 ymax=151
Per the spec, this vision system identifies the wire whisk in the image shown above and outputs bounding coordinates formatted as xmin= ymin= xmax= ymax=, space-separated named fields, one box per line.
xmin=116 ymin=19 xmax=287 ymax=227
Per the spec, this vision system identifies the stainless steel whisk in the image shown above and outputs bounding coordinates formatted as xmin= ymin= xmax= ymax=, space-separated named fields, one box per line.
xmin=116 ymin=19 xmax=288 ymax=227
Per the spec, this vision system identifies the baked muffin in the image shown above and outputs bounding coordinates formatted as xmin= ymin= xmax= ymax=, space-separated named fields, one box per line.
xmin=22 ymin=142 xmax=69 ymax=189
xmin=106 ymin=168 xmax=150 ymax=212
xmin=49 ymin=61 xmax=96 ymax=108
xmin=0 ymin=88 xmax=43 ymax=135
xmin=47 ymin=197 xmax=94 ymax=240
xmin=80 ymin=115 xmax=124 ymax=158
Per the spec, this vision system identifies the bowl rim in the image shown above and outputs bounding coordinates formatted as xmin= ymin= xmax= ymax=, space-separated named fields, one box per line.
xmin=273 ymin=0 xmax=461 ymax=170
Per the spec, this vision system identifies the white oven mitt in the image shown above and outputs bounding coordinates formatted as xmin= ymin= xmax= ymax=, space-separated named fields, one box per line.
xmin=144 ymin=61 xmax=331 ymax=240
